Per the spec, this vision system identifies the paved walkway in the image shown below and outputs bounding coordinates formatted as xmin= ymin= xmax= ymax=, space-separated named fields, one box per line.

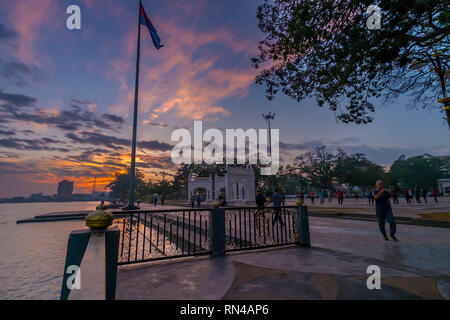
xmin=116 ymin=216 xmax=450 ymax=300
xmin=285 ymin=197 xmax=450 ymax=220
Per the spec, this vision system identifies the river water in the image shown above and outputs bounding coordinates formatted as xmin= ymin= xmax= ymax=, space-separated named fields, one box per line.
xmin=0 ymin=202 xmax=98 ymax=300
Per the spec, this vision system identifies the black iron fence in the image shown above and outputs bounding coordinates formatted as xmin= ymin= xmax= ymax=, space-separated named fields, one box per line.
xmin=112 ymin=209 xmax=211 ymax=265
xmin=224 ymin=206 xmax=299 ymax=251
xmin=112 ymin=206 xmax=302 ymax=265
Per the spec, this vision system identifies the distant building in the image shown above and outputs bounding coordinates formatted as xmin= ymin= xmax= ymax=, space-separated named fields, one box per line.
xmin=437 ymin=179 xmax=450 ymax=196
xmin=57 ymin=180 xmax=74 ymax=199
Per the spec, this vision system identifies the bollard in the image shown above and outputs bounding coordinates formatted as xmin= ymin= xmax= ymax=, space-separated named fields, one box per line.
xmin=296 ymin=206 xmax=311 ymax=247
xmin=210 ymin=208 xmax=226 ymax=257
xmin=61 ymin=209 xmax=119 ymax=300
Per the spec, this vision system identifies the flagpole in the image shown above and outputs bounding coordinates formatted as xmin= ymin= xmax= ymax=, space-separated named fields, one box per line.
xmin=126 ymin=0 xmax=142 ymax=210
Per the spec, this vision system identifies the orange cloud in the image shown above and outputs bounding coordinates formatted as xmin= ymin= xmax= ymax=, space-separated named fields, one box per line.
xmin=109 ymin=17 xmax=258 ymax=122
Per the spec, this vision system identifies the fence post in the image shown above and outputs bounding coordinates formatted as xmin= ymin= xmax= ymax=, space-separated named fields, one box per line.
xmin=210 ymin=208 xmax=226 ymax=257
xmin=296 ymin=206 xmax=311 ymax=247
xmin=61 ymin=209 xmax=119 ymax=300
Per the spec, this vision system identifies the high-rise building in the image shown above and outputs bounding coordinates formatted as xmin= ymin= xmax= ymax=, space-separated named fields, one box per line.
xmin=57 ymin=180 xmax=74 ymax=199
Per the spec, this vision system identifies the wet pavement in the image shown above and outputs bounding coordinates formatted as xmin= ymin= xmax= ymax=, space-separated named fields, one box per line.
xmin=115 ymin=216 xmax=450 ymax=300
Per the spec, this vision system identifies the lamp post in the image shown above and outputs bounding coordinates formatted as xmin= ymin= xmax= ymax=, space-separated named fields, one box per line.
xmin=262 ymin=112 xmax=275 ymax=191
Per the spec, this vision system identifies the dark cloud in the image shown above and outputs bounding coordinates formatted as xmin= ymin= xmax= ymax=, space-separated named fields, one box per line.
xmin=0 ymin=128 xmax=15 ymax=136
xmin=0 ymin=60 xmax=47 ymax=87
xmin=138 ymin=154 xmax=175 ymax=170
xmin=66 ymin=130 xmax=173 ymax=152
xmin=0 ymin=90 xmax=36 ymax=107
xmin=0 ymin=137 xmax=70 ymax=152
xmin=138 ymin=140 xmax=172 ymax=151
xmin=0 ymin=102 xmax=125 ymax=132
xmin=101 ymin=113 xmax=125 ymax=124
xmin=145 ymin=122 xmax=169 ymax=127
xmin=70 ymin=98 xmax=95 ymax=105
xmin=0 ymin=23 xmax=17 ymax=41
xmin=66 ymin=131 xmax=129 ymax=149
xmin=279 ymin=140 xmax=324 ymax=151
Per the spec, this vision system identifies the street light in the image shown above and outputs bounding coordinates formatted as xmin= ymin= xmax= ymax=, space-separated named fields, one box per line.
xmin=262 ymin=112 xmax=275 ymax=191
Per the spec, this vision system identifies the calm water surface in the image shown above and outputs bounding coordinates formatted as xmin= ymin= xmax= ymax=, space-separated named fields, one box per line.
xmin=0 ymin=202 xmax=98 ymax=299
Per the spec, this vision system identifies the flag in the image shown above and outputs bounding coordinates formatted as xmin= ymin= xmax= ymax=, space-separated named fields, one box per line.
xmin=140 ymin=4 xmax=163 ymax=49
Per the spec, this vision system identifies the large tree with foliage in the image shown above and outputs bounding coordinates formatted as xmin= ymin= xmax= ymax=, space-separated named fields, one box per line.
xmin=107 ymin=168 xmax=148 ymax=201
xmin=389 ymin=154 xmax=449 ymax=188
xmin=334 ymin=149 xmax=386 ymax=190
xmin=252 ymin=0 xmax=450 ymax=125
xmin=293 ymin=146 xmax=336 ymax=189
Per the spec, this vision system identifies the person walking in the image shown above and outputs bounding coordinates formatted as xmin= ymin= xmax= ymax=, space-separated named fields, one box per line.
xmin=268 ymin=188 xmax=285 ymax=226
xmin=196 ymin=194 xmax=202 ymax=208
xmin=337 ymin=189 xmax=343 ymax=205
xmin=392 ymin=187 xmax=399 ymax=205
xmin=191 ymin=196 xmax=195 ymax=208
xmin=374 ymin=180 xmax=397 ymax=241
xmin=408 ymin=188 xmax=413 ymax=204
xmin=432 ymin=187 xmax=438 ymax=203
xmin=368 ymin=189 xmax=375 ymax=205
xmin=255 ymin=190 xmax=266 ymax=229
xmin=310 ymin=191 xmax=315 ymax=204
xmin=319 ymin=190 xmax=324 ymax=204
xmin=153 ymin=195 xmax=158 ymax=206
xmin=300 ymin=190 xmax=305 ymax=202
xmin=421 ymin=188 xmax=427 ymax=203
xmin=160 ymin=194 xmax=165 ymax=206
xmin=403 ymin=189 xmax=409 ymax=204
xmin=414 ymin=185 xmax=421 ymax=204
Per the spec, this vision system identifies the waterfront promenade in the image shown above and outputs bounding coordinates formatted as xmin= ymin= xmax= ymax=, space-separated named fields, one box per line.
xmin=116 ymin=215 xmax=450 ymax=300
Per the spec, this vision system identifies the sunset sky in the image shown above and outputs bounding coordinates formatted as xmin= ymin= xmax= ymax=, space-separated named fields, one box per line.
xmin=0 ymin=0 xmax=448 ymax=198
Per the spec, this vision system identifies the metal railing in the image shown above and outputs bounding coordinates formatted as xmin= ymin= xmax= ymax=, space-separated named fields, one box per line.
xmin=111 ymin=209 xmax=211 ymax=265
xmin=224 ymin=206 xmax=299 ymax=251
xmin=111 ymin=206 xmax=300 ymax=265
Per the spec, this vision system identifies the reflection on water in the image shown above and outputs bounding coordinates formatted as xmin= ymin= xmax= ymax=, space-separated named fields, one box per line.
xmin=0 ymin=202 xmax=97 ymax=300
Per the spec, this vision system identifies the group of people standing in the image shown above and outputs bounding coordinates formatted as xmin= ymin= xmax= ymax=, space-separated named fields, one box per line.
xmin=368 ymin=185 xmax=438 ymax=205
xmin=298 ymin=189 xmax=345 ymax=205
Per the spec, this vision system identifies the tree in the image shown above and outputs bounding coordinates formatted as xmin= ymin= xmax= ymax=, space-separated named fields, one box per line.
xmin=389 ymin=154 xmax=449 ymax=188
xmin=334 ymin=149 xmax=386 ymax=190
xmin=252 ymin=0 xmax=450 ymax=125
xmin=293 ymin=146 xmax=336 ymax=189
xmin=107 ymin=168 xmax=148 ymax=201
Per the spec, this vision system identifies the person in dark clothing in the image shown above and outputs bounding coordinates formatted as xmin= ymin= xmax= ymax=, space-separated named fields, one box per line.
xmin=269 ymin=188 xmax=284 ymax=226
xmin=414 ymin=185 xmax=421 ymax=204
xmin=421 ymin=188 xmax=427 ymax=203
xmin=196 ymin=194 xmax=202 ymax=208
xmin=256 ymin=190 xmax=266 ymax=207
xmin=403 ymin=189 xmax=409 ymax=204
xmin=392 ymin=187 xmax=399 ymax=204
xmin=368 ymin=190 xmax=374 ymax=205
xmin=374 ymin=180 xmax=397 ymax=241
xmin=191 ymin=196 xmax=195 ymax=208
